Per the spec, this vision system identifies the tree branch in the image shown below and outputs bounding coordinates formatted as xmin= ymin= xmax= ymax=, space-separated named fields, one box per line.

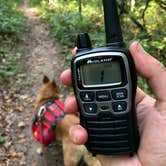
xmin=119 ymin=6 xmax=146 ymax=31
xmin=155 ymin=0 xmax=166 ymax=10
xmin=142 ymin=0 xmax=151 ymax=27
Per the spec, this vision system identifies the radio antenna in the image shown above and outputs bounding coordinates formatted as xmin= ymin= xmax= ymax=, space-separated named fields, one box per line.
xmin=102 ymin=0 xmax=124 ymax=45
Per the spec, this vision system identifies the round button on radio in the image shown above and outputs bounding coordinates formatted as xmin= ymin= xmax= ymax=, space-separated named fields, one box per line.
xmin=83 ymin=103 xmax=97 ymax=114
xmin=112 ymin=101 xmax=127 ymax=112
xmin=80 ymin=92 xmax=95 ymax=102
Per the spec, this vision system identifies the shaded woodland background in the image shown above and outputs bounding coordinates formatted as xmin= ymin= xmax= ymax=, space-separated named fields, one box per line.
xmin=0 ymin=0 xmax=165 ymax=144
xmin=0 ymin=0 xmax=166 ymax=91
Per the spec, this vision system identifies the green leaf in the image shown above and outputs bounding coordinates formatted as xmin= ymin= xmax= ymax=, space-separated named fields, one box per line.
xmin=150 ymin=41 xmax=165 ymax=50
xmin=0 ymin=137 xmax=5 ymax=144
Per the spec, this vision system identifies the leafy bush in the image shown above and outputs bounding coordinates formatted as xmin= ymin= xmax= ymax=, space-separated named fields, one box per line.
xmin=46 ymin=10 xmax=105 ymax=59
xmin=49 ymin=11 xmax=93 ymax=45
xmin=29 ymin=0 xmax=41 ymax=7
xmin=0 ymin=46 xmax=22 ymax=84
xmin=0 ymin=0 xmax=26 ymax=39
xmin=0 ymin=0 xmax=26 ymax=84
xmin=37 ymin=0 xmax=165 ymax=94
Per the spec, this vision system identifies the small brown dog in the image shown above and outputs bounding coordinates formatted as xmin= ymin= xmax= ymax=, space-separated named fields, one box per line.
xmin=34 ymin=76 xmax=101 ymax=166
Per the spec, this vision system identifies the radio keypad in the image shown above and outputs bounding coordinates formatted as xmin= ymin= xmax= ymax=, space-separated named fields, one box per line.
xmin=80 ymin=88 xmax=128 ymax=115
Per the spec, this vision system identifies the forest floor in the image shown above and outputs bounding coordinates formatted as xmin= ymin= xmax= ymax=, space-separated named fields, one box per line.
xmin=0 ymin=0 xmax=70 ymax=165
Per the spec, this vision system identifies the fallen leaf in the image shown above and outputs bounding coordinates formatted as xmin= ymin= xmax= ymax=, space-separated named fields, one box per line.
xmin=18 ymin=121 xmax=25 ymax=128
xmin=15 ymin=106 xmax=23 ymax=112
xmin=4 ymin=141 xmax=12 ymax=149
xmin=20 ymin=94 xmax=29 ymax=100
xmin=19 ymin=138 xmax=27 ymax=143
xmin=10 ymin=151 xmax=17 ymax=157
xmin=36 ymin=147 xmax=42 ymax=155
xmin=18 ymin=134 xmax=25 ymax=139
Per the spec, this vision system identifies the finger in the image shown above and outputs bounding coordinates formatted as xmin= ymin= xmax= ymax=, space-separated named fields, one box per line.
xmin=64 ymin=95 xmax=78 ymax=113
xmin=129 ymin=42 xmax=166 ymax=103
xmin=60 ymin=47 xmax=77 ymax=86
xmin=69 ymin=125 xmax=88 ymax=145
xmin=135 ymin=87 xmax=155 ymax=133
xmin=72 ymin=47 xmax=77 ymax=56
xmin=97 ymin=154 xmax=139 ymax=166
xmin=136 ymin=87 xmax=146 ymax=106
xmin=60 ymin=69 xmax=72 ymax=87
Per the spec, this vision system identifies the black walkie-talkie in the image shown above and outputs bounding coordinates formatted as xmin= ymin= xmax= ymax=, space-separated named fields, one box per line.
xmin=71 ymin=0 xmax=139 ymax=155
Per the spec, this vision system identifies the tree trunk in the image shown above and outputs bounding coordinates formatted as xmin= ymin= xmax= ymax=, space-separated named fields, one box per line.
xmin=77 ymin=0 xmax=82 ymax=17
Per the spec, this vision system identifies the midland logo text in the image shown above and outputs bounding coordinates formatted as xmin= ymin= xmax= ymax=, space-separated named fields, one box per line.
xmin=87 ymin=58 xmax=112 ymax=64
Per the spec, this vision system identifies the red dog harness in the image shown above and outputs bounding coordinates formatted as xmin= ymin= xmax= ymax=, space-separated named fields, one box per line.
xmin=32 ymin=100 xmax=64 ymax=147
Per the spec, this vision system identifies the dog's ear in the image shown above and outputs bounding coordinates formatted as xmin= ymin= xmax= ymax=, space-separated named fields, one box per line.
xmin=43 ymin=75 xmax=50 ymax=84
xmin=52 ymin=80 xmax=58 ymax=87
xmin=52 ymin=80 xmax=59 ymax=93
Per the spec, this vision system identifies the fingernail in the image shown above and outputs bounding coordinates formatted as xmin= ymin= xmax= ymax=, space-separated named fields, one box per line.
xmin=136 ymin=43 xmax=146 ymax=54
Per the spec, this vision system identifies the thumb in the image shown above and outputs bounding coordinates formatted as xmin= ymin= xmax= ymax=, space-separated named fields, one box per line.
xmin=129 ymin=42 xmax=166 ymax=103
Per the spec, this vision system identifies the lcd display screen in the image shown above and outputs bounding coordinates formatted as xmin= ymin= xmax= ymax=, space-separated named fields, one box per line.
xmin=81 ymin=62 xmax=122 ymax=85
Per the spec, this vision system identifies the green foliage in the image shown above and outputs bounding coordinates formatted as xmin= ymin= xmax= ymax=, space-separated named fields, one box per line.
xmin=0 ymin=0 xmax=26 ymax=39
xmin=36 ymin=0 xmax=166 ymax=94
xmin=0 ymin=0 xmax=26 ymax=84
xmin=138 ymin=77 xmax=151 ymax=96
xmin=0 ymin=136 xmax=5 ymax=144
xmin=49 ymin=11 xmax=94 ymax=45
xmin=120 ymin=1 xmax=166 ymax=62
xmin=48 ymin=11 xmax=99 ymax=59
xmin=29 ymin=0 xmax=41 ymax=7
xmin=37 ymin=0 xmax=105 ymax=58
xmin=0 ymin=43 xmax=24 ymax=85
xmin=38 ymin=0 xmax=165 ymax=57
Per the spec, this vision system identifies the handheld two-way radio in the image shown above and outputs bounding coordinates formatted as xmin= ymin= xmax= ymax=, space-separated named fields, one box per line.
xmin=71 ymin=0 xmax=139 ymax=155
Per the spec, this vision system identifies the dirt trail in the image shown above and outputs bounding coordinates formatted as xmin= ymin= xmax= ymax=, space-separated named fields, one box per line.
xmin=0 ymin=0 xmax=69 ymax=165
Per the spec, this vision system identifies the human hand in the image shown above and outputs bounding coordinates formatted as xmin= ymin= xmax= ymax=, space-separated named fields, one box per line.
xmin=60 ymin=42 xmax=166 ymax=166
